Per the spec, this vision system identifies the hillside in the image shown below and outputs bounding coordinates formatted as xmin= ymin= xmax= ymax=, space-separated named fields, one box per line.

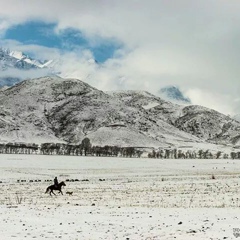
xmin=107 ymin=90 xmax=240 ymax=146
xmin=0 ymin=76 xmax=239 ymax=151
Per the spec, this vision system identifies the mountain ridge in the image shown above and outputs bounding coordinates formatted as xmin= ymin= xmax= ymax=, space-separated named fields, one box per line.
xmin=0 ymin=76 xmax=239 ymax=153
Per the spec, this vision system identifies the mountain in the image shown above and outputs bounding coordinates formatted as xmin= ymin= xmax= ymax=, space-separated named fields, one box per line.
xmin=0 ymin=76 xmax=196 ymax=147
xmin=158 ymin=86 xmax=191 ymax=105
xmin=0 ymin=76 xmax=239 ymax=152
xmin=0 ymin=48 xmax=53 ymax=86
xmin=0 ymin=48 xmax=46 ymax=70
xmin=107 ymin=90 xmax=240 ymax=146
xmin=0 ymin=47 xmax=97 ymax=87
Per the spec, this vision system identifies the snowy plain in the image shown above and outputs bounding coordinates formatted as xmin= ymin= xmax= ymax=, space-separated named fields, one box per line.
xmin=0 ymin=154 xmax=240 ymax=239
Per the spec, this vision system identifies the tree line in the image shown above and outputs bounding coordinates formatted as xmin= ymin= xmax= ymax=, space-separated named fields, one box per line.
xmin=0 ymin=138 xmax=142 ymax=158
xmin=0 ymin=138 xmax=239 ymax=159
xmin=148 ymin=149 xmax=236 ymax=159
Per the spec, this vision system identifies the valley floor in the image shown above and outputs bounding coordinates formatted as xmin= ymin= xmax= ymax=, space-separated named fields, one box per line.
xmin=0 ymin=155 xmax=240 ymax=239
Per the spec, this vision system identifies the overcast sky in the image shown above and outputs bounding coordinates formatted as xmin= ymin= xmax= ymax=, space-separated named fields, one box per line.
xmin=0 ymin=0 xmax=240 ymax=115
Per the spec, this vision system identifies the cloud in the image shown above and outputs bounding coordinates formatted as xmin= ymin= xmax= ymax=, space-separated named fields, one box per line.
xmin=0 ymin=39 xmax=62 ymax=60
xmin=186 ymin=88 xmax=235 ymax=115
xmin=1 ymin=0 xmax=240 ymax=114
xmin=0 ymin=19 xmax=11 ymax=36
xmin=0 ymin=67 xmax=50 ymax=79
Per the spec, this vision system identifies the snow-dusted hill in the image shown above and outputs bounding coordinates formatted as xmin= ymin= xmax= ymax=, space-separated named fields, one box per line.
xmin=107 ymin=90 xmax=240 ymax=146
xmin=0 ymin=76 xmax=239 ymax=150
xmin=174 ymin=105 xmax=240 ymax=145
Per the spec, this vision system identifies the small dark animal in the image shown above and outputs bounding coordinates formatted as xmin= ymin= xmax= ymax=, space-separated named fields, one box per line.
xmin=45 ymin=181 xmax=66 ymax=196
xmin=66 ymin=191 xmax=73 ymax=196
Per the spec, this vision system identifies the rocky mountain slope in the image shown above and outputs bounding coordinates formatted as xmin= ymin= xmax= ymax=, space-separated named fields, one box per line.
xmin=108 ymin=90 xmax=240 ymax=146
xmin=0 ymin=76 xmax=239 ymax=150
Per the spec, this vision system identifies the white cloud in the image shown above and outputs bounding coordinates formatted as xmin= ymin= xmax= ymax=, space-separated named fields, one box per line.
xmin=186 ymin=88 xmax=235 ymax=115
xmin=0 ymin=39 xmax=62 ymax=60
xmin=0 ymin=19 xmax=11 ymax=36
xmin=1 ymin=0 xmax=240 ymax=114
xmin=0 ymin=68 xmax=50 ymax=81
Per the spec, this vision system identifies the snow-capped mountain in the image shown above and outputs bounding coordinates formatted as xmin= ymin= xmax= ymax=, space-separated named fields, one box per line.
xmin=0 ymin=48 xmax=54 ymax=86
xmin=0 ymin=47 xmax=98 ymax=87
xmin=158 ymin=86 xmax=191 ymax=105
xmin=0 ymin=76 xmax=239 ymax=151
xmin=0 ymin=48 xmax=47 ymax=69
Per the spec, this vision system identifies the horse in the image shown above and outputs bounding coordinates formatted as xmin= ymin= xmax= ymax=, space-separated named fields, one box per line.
xmin=45 ymin=181 xmax=66 ymax=196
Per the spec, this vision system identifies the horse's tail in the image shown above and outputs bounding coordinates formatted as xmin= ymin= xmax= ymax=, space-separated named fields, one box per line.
xmin=45 ymin=186 xmax=50 ymax=194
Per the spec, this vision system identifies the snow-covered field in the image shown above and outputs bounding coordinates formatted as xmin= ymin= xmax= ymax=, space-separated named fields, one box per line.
xmin=0 ymin=155 xmax=240 ymax=239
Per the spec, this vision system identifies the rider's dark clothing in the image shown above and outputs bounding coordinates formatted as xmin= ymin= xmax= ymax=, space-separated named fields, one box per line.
xmin=54 ymin=177 xmax=58 ymax=188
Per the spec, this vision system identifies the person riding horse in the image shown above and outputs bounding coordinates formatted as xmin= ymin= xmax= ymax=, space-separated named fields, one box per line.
xmin=45 ymin=177 xmax=66 ymax=196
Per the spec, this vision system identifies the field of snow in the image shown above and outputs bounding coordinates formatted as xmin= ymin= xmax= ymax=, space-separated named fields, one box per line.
xmin=0 ymin=154 xmax=240 ymax=239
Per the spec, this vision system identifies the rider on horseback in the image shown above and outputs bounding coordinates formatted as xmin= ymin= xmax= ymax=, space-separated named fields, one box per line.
xmin=46 ymin=179 xmax=66 ymax=196
xmin=54 ymin=177 xmax=59 ymax=188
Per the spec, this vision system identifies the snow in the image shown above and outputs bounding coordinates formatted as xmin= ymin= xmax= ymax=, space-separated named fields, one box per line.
xmin=9 ymin=51 xmax=25 ymax=60
xmin=142 ymin=102 xmax=159 ymax=110
xmin=0 ymin=154 xmax=240 ymax=239
xmin=88 ymin=126 xmax=164 ymax=147
xmin=23 ymin=58 xmax=42 ymax=68
xmin=3 ymin=49 xmax=48 ymax=69
xmin=9 ymin=51 xmax=41 ymax=67
xmin=41 ymin=59 xmax=54 ymax=68
xmin=106 ymin=90 xmax=156 ymax=99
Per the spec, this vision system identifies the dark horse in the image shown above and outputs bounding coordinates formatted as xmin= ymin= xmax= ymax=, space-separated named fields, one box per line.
xmin=45 ymin=181 xmax=66 ymax=196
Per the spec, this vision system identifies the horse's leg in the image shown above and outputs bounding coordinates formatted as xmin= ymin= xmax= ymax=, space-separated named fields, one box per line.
xmin=60 ymin=190 xmax=63 ymax=195
xmin=50 ymin=190 xmax=56 ymax=196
